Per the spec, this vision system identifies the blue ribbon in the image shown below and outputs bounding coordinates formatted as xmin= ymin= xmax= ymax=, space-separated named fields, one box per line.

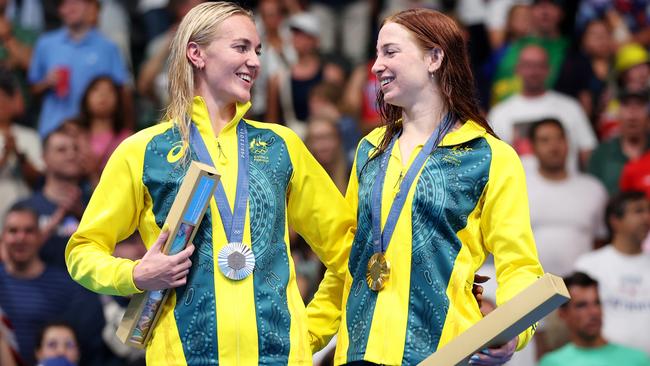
xmin=371 ymin=113 xmax=454 ymax=254
xmin=190 ymin=121 xmax=248 ymax=244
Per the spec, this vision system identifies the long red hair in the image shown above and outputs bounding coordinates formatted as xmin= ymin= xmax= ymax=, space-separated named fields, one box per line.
xmin=374 ymin=8 xmax=496 ymax=155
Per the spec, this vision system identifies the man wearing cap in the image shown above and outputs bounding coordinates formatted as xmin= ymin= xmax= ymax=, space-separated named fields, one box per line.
xmin=588 ymin=88 xmax=650 ymax=195
xmin=616 ymin=43 xmax=650 ymax=93
xmin=28 ymin=0 xmax=129 ymax=138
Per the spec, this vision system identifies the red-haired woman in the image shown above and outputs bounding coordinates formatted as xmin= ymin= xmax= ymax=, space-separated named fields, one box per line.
xmin=307 ymin=8 xmax=544 ymax=366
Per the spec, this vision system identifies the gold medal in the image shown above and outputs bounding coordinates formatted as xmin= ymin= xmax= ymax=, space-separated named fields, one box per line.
xmin=366 ymin=253 xmax=390 ymax=291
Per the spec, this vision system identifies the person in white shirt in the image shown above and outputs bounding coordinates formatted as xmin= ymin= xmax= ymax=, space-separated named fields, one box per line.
xmin=575 ymin=191 xmax=650 ymax=355
xmin=526 ymin=118 xmax=607 ymax=276
xmin=488 ymin=44 xmax=597 ymax=171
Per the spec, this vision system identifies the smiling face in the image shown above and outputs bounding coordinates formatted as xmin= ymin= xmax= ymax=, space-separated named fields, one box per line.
xmin=192 ymin=14 xmax=261 ymax=106
xmin=371 ymin=22 xmax=436 ymax=109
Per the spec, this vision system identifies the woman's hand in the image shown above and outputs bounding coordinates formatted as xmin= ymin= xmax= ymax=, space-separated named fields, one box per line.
xmin=469 ymin=337 xmax=517 ymax=365
xmin=133 ymin=226 xmax=195 ymax=291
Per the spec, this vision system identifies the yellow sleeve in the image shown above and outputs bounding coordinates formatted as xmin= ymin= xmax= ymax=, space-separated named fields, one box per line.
xmin=65 ymin=136 xmax=146 ymax=296
xmin=480 ymin=139 xmax=544 ymax=351
xmin=285 ymin=131 xmax=356 ymax=277
xmin=304 ymin=153 xmax=361 ymax=352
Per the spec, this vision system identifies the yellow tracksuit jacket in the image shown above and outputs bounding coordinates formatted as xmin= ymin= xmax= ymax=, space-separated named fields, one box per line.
xmin=307 ymin=120 xmax=544 ymax=365
xmin=66 ymin=97 xmax=355 ymax=365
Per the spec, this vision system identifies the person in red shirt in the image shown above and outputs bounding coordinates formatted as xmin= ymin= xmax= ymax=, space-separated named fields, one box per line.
xmin=620 ymin=150 xmax=650 ymax=199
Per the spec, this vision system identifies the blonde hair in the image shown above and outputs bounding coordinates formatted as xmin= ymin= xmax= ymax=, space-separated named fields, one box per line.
xmin=164 ymin=2 xmax=253 ymax=143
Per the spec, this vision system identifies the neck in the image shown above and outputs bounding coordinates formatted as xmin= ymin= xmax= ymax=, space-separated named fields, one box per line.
xmin=5 ymin=259 xmax=45 ymax=279
xmin=204 ymin=98 xmax=236 ymax=137
xmin=297 ymin=52 xmax=318 ymax=64
xmin=43 ymin=176 xmax=78 ymax=200
xmin=521 ymin=88 xmax=546 ymax=98
xmin=401 ymin=90 xmax=447 ymax=140
xmin=67 ymin=24 xmax=90 ymax=40
xmin=534 ymin=29 xmax=560 ymax=39
xmin=572 ymin=335 xmax=607 ymax=349
xmin=90 ymin=118 xmax=113 ymax=133
xmin=0 ymin=118 xmax=11 ymax=129
xmin=538 ymin=166 xmax=567 ymax=181
xmin=621 ymin=134 xmax=647 ymax=159
xmin=612 ymin=235 xmax=643 ymax=255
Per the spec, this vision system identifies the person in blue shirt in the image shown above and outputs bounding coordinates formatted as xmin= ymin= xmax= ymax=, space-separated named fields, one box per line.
xmin=28 ymin=0 xmax=129 ymax=138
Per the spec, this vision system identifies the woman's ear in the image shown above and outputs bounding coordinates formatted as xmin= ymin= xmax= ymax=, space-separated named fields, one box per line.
xmin=186 ymin=41 xmax=205 ymax=70
xmin=427 ymin=47 xmax=444 ymax=74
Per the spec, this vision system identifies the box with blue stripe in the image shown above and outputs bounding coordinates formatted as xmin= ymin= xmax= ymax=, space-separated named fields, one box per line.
xmin=117 ymin=161 xmax=220 ymax=348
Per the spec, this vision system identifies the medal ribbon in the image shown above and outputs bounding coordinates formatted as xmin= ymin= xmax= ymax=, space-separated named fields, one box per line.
xmin=190 ymin=121 xmax=248 ymax=244
xmin=371 ymin=113 xmax=454 ymax=255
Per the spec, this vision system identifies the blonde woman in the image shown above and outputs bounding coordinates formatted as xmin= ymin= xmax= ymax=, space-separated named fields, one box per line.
xmin=65 ymin=2 xmax=355 ymax=365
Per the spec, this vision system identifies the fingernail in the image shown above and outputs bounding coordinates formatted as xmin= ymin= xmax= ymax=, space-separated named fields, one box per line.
xmin=481 ymin=349 xmax=490 ymax=355
xmin=470 ymin=355 xmax=480 ymax=361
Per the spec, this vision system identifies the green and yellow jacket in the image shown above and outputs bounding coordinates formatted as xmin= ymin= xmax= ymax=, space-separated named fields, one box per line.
xmin=66 ymin=97 xmax=355 ymax=365
xmin=307 ymin=120 xmax=544 ymax=365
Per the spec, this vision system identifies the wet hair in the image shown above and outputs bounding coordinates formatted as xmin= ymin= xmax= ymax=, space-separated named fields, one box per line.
xmin=165 ymin=2 xmax=253 ymax=153
xmin=373 ymin=8 xmax=495 ymax=158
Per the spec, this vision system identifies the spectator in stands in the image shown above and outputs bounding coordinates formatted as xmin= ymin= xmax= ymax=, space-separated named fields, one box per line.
xmin=488 ymin=44 xmax=597 ymax=171
xmin=597 ymin=43 xmax=650 ymax=138
xmin=76 ymin=75 xmax=131 ymax=185
xmin=539 ymin=272 xmax=650 ymax=366
xmin=0 ymin=68 xmax=43 ymax=219
xmin=16 ymin=126 xmax=89 ymax=269
xmin=28 ymin=0 xmax=130 ymax=137
xmin=342 ymin=58 xmax=381 ymax=135
xmin=266 ymin=11 xmax=346 ymax=138
xmin=620 ymin=149 xmax=650 ymax=199
xmin=575 ymin=1 xmax=650 ymax=47
xmin=308 ymin=81 xmax=360 ymax=164
xmin=137 ymin=0 xmax=204 ymax=111
xmin=490 ymin=0 xmax=569 ymax=104
xmin=306 ymin=115 xmax=348 ymax=193
xmin=309 ymin=0 xmax=371 ymax=65
xmin=575 ymin=191 xmax=650 ymax=355
xmin=0 ymin=203 xmax=105 ymax=366
xmin=248 ymin=0 xmax=296 ymax=120
xmin=481 ymin=4 xmax=532 ymax=109
xmin=526 ymin=118 xmax=607 ymax=358
xmin=588 ymin=88 xmax=650 ymax=195
xmin=35 ymin=321 xmax=79 ymax=366
xmin=0 ymin=0 xmax=39 ymax=124
xmin=554 ymin=19 xmax=614 ymax=122
xmin=527 ymin=118 xmax=607 ymax=276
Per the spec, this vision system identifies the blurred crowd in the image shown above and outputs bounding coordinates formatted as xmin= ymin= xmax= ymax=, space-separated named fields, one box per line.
xmin=0 ymin=0 xmax=649 ymax=365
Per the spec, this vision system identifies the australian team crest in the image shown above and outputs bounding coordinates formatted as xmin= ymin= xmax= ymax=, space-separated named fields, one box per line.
xmin=250 ymin=136 xmax=275 ymax=163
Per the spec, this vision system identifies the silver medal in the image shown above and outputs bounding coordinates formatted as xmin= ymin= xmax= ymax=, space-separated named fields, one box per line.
xmin=218 ymin=242 xmax=255 ymax=280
